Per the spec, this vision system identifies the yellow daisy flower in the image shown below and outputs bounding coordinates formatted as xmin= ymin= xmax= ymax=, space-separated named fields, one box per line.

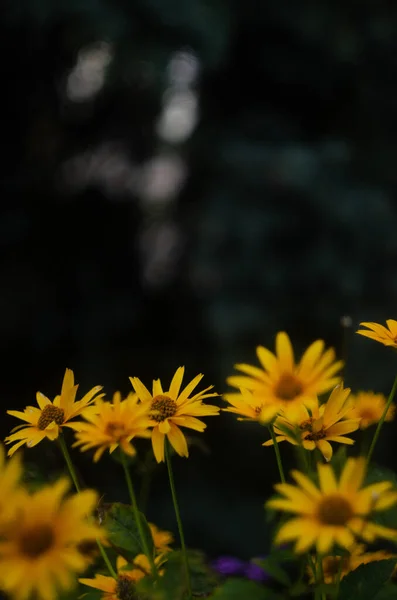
xmin=348 ymin=391 xmax=395 ymax=429
xmin=266 ymin=457 xmax=397 ymax=554
xmin=149 ymin=522 xmax=174 ymax=553
xmin=0 ymin=477 xmax=103 ymax=600
xmin=319 ymin=544 xmax=397 ymax=583
xmin=5 ymin=368 xmax=103 ymax=456
xmin=357 ymin=319 xmax=397 ymax=348
xmin=130 ymin=366 xmax=220 ymax=463
xmin=80 ymin=554 xmax=164 ymax=599
xmin=227 ymin=332 xmax=343 ymax=419
xmin=223 ymin=387 xmax=280 ymax=423
xmin=72 ymin=392 xmax=152 ymax=462
xmin=263 ymin=384 xmax=361 ymax=461
xmin=0 ymin=443 xmax=24 ymax=531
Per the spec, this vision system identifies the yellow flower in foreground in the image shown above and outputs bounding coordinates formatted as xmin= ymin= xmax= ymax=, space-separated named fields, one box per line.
xmin=357 ymin=319 xmax=397 ymax=348
xmin=0 ymin=478 xmax=102 ymax=600
xmin=149 ymin=522 xmax=174 ymax=553
xmin=130 ymin=366 xmax=220 ymax=463
xmin=227 ymin=332 xmax=343 ymax=419
xmin=223 ymin=387 xmax=280 ymax=423
xmin=264 ymin=385 xmax=360 ymax=461
xmin=80 ymin=554 xmax=164 ymax=599
xmin=72 ymin=392 xmax=152 ymax=462
xmin=319 ymin=544 xmax=397 ymax=583
xmin=348 ymin=391 xmax=395 ymax=429
xmin=0 ymin=443 xmax=24 ymax=530
xmin=267 ymin=457 xmax=397 ymax=554
xmin=5 ymin=368 xmax=103 ymax=456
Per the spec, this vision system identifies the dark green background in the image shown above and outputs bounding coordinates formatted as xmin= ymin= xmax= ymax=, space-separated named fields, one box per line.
xmin=1 ymin=0 xmax=397 ymax=560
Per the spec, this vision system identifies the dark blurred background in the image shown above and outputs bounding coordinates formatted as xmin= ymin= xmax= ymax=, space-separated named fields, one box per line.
xmin=2 ymin=0 xmax=397 ymax=561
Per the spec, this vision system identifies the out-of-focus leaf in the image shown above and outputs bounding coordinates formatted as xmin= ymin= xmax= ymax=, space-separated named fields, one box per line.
xmin=339 ymin=559 xmax=397 ymax=599
xmin=101 ymin=502 xmax=154 ymax=558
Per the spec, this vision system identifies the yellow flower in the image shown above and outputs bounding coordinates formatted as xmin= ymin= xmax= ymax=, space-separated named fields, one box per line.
xmin=149 ymin=522 xmax=173 ymax=553
xmin=223 ymin=387 xmax=280 ymax=423
xmin=317 ymin=544 xmax=397 ymax=583
xmin=0 ymin=478 xmax=103 ymax=600
xmin=266 ymin=457 xmax=397 ymax=554
xmin=80 ymin=554 xmax=164 ymax=599
xmin=130 ymin=366 xmax=220 ymax=463
xmin=348 ymin=391 xmax=395 ymax=429
xmin=263 ymin=384 xmax=361 ymax=461
xmin=357 ymin=319 xmax=397 ymax=348
xmin=5 ymin=368 xmax=103 ymax=456
xmin=72 ymin=392 xmax=152 ymax=462
xmin=0 ymin=443 xmax=24 ymax=531
xmin=227 ymin=332 xmax=343 ymax=419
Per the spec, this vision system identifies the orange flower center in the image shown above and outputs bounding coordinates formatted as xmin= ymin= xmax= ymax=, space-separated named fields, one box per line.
xmin=18 ymin=524 xmax=55 ymax=558
xmin=317 ymin=495 xmax=354 ymax=526
xmin=37 ymin=405 xmax=65 ymax=430
xmin=151 ymin=395 xmax=177 ymax=422
xmin=105 ymin=421 xmax=127 ymax=439
xmin=358 ymin=408 xmax=377 ymax=422
xmin=116 ymin=575 xmax=136 ymax=600
xmin=275 ymin=374 xmax=303 ymax=401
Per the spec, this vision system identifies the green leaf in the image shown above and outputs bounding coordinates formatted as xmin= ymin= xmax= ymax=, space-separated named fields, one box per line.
xmin=101 ymin=502 xmax=154 ymax=558
xmin=339 ymin=559 xmax=397 ymax=600
xmin=137 ymin=550 xmax=218 ymax=600
xmin=374 ymin=583 xmax=397 ymax=600
xmin=209 ymin=578 xmax=281 ymax=600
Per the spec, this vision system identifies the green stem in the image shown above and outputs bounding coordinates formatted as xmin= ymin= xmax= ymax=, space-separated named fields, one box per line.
xmin=119 ymin=451 xmax=157 ymax=577
xmin=58 ymin=434 xmax=81 ymax=492
xmin=165 ymin=440 xmax=192 ymax=600
xmin=268 ymin=426 xmax=285 ymax=483
xmin=317 ymin=555 xmax=326 ymax=600
xmin=57 ymin=434 xmax=117 ymax=580
xmin=367 ymin=373 xmax=397 ymax=464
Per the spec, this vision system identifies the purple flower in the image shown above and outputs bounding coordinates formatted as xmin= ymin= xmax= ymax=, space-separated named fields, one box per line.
xmin=211 ymin=556 xmax=246 ymax=576
xmin=244 ymin=561 xmax=269 ymax=582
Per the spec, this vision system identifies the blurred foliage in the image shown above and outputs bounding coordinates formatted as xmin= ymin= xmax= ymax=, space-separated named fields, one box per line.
xmin=2 ymin=0 xmax=397 ymax=560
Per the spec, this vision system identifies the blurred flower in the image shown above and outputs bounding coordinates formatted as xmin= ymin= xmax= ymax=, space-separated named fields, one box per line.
xmin=5 ymin=368 xmax=103 ymax=456
xmin=223 ymin=387 xmax=280 ymax=424
xmin=130 ymin=367 xmax=219 ymax=463
xmin=0 ymin=443 xmax=23 ymax=531
xmin=211 ymin=556 xmax=269 ymax=582
xmin=348 ymin=391 xmax=395 ymax=429
xmin=72 ymin=392 xmax=152 ymax=462
xmin=263 ymin=384 xmax=360 ymax=461
xmin=267 ymin=457 xmax=397 ymax=554
xmin=211 ymin=556 xmax=245 ymax=576
xmin=0 ymin=478 xmax=102 ymax=600
xmin=314 ymin=544 xmax=397 ymax=583
xmin=244 ymin=560 xmax=269 ymax=582
xmin=227 ymin=332 xmax=343 ymax=420
xmin=357 ymin=320 xmax=397 ymax=348
xmin=80 ymin=554 xmax=165 ymax=598
xmin=149 ymin=522 xmax=173 ymax=553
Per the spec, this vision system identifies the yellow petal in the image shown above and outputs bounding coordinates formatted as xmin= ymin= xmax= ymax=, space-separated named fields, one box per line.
xmin=275 ymin=332 xmax=295 ymax=371
xmin=158 ymin=420 xmax=171 ymax=434
xmin=177 ymin=373 xmax=204 ymax=403
xmin=168 ymin=367 xmax=185 ymax=399
xmin=167 ymin=423 xmax=188 ymax=457
xmin=130 ymin=378 xmax=153 ymax=402
xmin=151 ymin=427 xmax=165 ymax=463
xmin=256 ymin=346 xmax=278 ymax=372
xmin=316 ymin=439 xmax=333 ymax=462
xmin=318 ymin=463 xmax=337 ymax=493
